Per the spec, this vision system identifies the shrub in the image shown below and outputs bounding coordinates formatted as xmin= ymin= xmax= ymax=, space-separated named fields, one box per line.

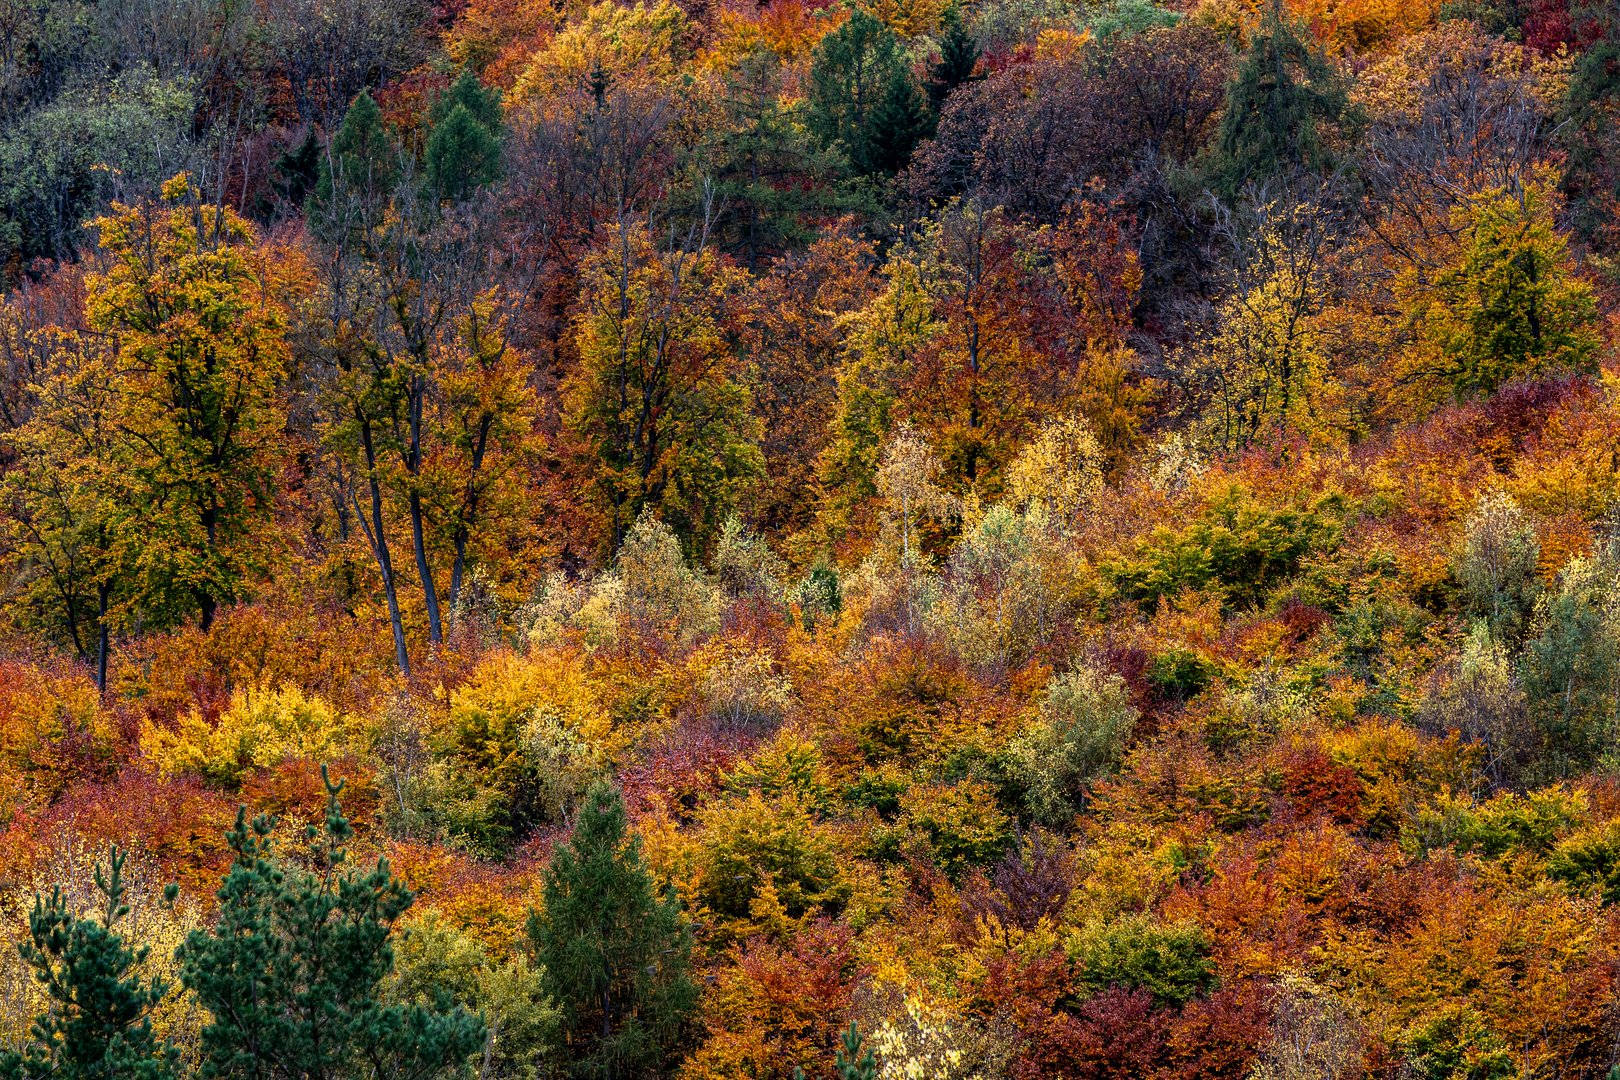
xmin=1008 ymin=665 xmax=1138 ymax=826
xmin=1454 ymin=490 xmax=1541 ymax=640
xmin=689 ymin=646 xmax=794 ymax=731
xmin=1065 ymin=915 xmax=1216 ymax=1007
xmin=428 ymin=651 xmax=615 ymax=855
xmin=899 ymin=779 xmax=1013 ymax=880
xmin=1422 ymin=621 xmax=1532 ymax=788
xmin=1106 ymin=487 xmax=1342 ymax=611
xmin=1520 ymin=543 xmax=1620 ymax=780
xmin=142 ymin=685 xmax=347 ymax=789
xmin=1402 ymin=786 xmax=1587 ymax=860
xmin=1398 ymin=1006 xmax=1516 ymax=1080
xmin=389 ymin=913 xmax=558 ymax=1080
xmin=1546 ymin=821 xmax=1620 ymax=906
xmin=697 ymin=792 xmax=847 ymax=928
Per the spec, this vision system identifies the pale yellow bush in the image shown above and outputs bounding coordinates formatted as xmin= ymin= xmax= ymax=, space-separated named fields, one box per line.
xmin=688 ymin=645 xmax=793 ymax=730
xmin=142 ymin=684 xmax=347 ymax=787
xmin=0 ymin=832 xmax=204 ymax=1064
xmin=1004 ymin=414 xmax=1104 ymax=529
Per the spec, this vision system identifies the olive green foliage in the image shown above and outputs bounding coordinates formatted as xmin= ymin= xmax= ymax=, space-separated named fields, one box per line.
xmin=1547 ymin=822 xmax=1620 ymax=905
xmin=1427 ymin=182 xmax=1601 ymax=398
xmin=1403 ymin=787 xmax=1587 ymax=860
xmin=389 ymin=914 xmax=558 ymax=1080
xmin=1454 ymin=490 xmax=1541 ymax=640
xmin=1105 ymin=487 xmax=1342 ymax=611
xmin=1010 ymin=664 xmax=1140 ymax=826
xmin=1065 ymin=915 xmax=1217 ymax=1007
xmin=1398 ymin=1007 xmax=1517 ymax=1080
xmin=1520 ymin=543 xmax=1620 ymax=780
xmin=697 ymin=791 xmax=847 ymax=921
xmin=177 ymin=773 xmax=484 ymax=1079
xmin=529 ymin=782 xmax=696 ymax=1080
xmin=0 ymin=75 xmax=196 ymax=267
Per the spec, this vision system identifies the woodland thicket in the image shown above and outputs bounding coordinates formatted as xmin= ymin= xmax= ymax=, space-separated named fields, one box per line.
xmin=0 ymin=0 xmax=1619 ymax=1074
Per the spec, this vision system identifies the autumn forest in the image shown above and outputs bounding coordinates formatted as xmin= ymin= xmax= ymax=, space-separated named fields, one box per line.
xmin=0 ymin=0 xmax=1618 ymax=1074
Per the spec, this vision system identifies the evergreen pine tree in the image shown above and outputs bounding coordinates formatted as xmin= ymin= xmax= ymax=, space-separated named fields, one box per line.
xmin=834 ymin=1022 xmax=877 ymax=1080
xmin=790 ymin=1022 xmax=877 ymax=1080
xmin=426 ymin=71 xmax=505 ymax=202
xmin=1210 ymin=0 xmax=1349 ymax=197
xmin=312 ymin=91 xmax=398 ymax=232
xmin=0 ymin=848 xmax=178 ymax=1080
xmin=867 ymin=67 xmax=932 ymax=176
xmin=806 ymin=9 xmax=927 ymax=176
xmin=690 ymin=49 xmax=845 ymax=267
xmin=270 ymin=128 xmax=322 ymax=218
xmin=178 ymin=768 xmax=485 ymax=1080
xmin=431 ymin=69 xmax=504 ymax=132
xmin=529 ymin=781 xmax=696 ymax=1080
xmin=926 ymin=7 xmax=981 ymax=113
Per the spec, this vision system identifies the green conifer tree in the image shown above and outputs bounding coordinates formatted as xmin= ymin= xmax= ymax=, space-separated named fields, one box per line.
xmin=1560 ymin=2 xmax=1620 ymax=241
xmin=0 ymin=848 xmax=178 ymax=1080
xmin=431 ymin=69 xmax=504 ymax=132
xmin=867 ymin=67 xmax=932 ymax=175
xmin=806 ymin=9 xmax=927 ymax=176
xmin=426 ymin=71 xmax=504 ymax=202
xmin=926 ymin=7 xmax=981 ymax=113
xmin=178 ymin=768 xmax=484 ymax=1080
xmin=528 ymin=781 xmax=696 ymax=1080
xmin=1210 ymin=1 xmax=1348 ymax=196
xmin=791 ymin=1022 xmax=877 ymax=1080
xmin=270 ymin=128 xmax=322 ymax=217
xmin=313 ymin=91 xmax=398 ymax=232
xmin=687 ymin=49 xmax=844 ymax=267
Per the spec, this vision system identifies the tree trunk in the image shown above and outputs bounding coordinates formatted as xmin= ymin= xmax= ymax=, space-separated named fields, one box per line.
xmin=409 ymin=490 xmax=442 ymax=645
xmin=95 ymin=580 xmax=111 ymax=693
xmin=448 ymin=415 xmax=492 ymax=611
xmin=376 ymin=481 xmax=412 ymax=676
xmin=450 ymin=529 xmax=469 ymax=612
xmin=359 ymin=420 xmax=411 ymax=675
xmin=407 ymin=378 xmax=444 ymax=644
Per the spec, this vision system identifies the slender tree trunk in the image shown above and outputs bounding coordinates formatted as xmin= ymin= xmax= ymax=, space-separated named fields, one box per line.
xmin=450 ymin=531 xmax=469 ymax=612
xmin=409 ymin=491 xmax=442 ymax=644
xmin=95 ymin=580 xmax=110 ymax=693
xmin=375 ymin=480 xmax=412 ymax=676
xmin=408 ymin=380 xmax=444 ymax=644
xmin=199 ymin=502 xmax=219 ymax=631
xmin=449 ymin=385 xmax=494 ymax=611
xmin=359 ymin=421 xmax=411 ymax=675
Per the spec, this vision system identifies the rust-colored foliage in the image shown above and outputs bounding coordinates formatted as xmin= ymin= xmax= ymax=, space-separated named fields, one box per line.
xmin=0 ymin=3 xmax=1617 ymax=1075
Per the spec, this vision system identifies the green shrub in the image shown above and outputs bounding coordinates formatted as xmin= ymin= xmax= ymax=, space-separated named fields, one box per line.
xmin=1065 ymin=914 xmax=1216 ymax=1006
xmin=1105 ymin=486 xmax=1342 ymax=611
xmin=1547 ymin=822 xmax=1620 ymax=906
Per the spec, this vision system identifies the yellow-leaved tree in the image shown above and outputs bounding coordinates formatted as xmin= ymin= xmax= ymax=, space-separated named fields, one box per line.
xmin=1186 ymin=202 xmax=1340 ymax=452
xmin=87 ymin=174 xmax=301 ymax=632
xmin=564 ymin=226 xmax=763 ymax=556
xmin=1398 ymin=173 xmax=1602 ymax=400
